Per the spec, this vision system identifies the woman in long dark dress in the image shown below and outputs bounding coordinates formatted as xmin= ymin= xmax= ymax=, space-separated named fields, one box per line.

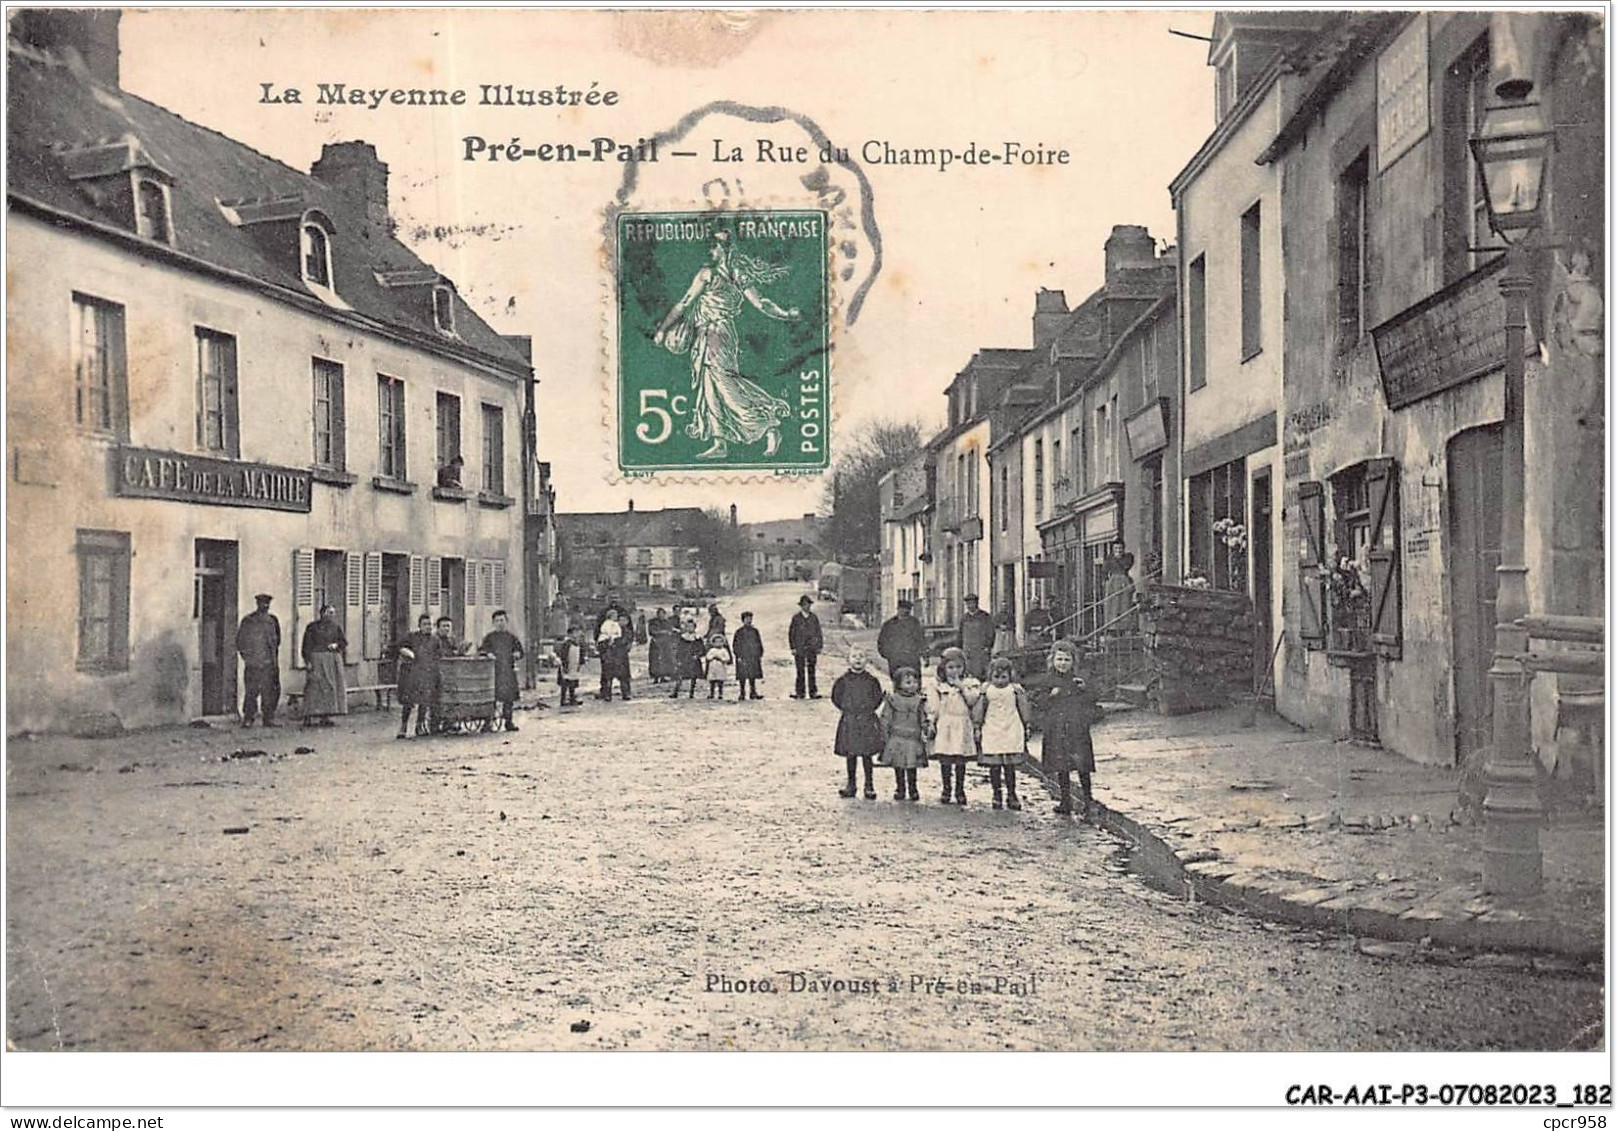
xmin=300 ymin=605 xmax=348 ymax=727
xmin=394 ymin=613 xmax=440 ymax=737
xmin=648 ymin=608 xmax=678 ymax=683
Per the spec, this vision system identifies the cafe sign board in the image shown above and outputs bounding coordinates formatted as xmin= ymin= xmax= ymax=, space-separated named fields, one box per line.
xmin=1372 ymin=257 xmax=1508 ymax=411
xmin=112 ymin=447 xmax=313 ymax=513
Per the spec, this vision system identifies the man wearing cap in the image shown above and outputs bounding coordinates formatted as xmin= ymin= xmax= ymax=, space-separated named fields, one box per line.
xmin=788 ymin=593 xmax=824 ymax=699
xmin=877 ymin=598 xmax=927 ymax=679
xmin=956 ymin=593 xmax=995 ymax=680
xmin=236 ymin=593 xmax=282 ymax=727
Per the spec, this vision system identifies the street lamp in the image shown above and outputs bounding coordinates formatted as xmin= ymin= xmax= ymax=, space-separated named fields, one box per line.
xmin=1470 ymin=95 xmax=1554 ymax=897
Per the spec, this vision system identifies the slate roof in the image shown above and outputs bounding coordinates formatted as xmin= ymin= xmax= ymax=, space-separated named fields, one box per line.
xmin=6 ymin=45 xmax=529 ymax=377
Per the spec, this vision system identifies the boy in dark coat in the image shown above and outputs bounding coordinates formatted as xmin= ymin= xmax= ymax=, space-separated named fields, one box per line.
xmin=830 ymin=647 xmax=884 ymax=799
xmin=788 ymin=594 xmax=824 ymax=699
xmin=479 ymin=609 xmax=526 ymax=731
xmin=1028 ymin=639 xmax=1100 ymax=817
xmin=732 ymin=611 xmax=765 ymax=700
xmin=394 ymin=613 xmax=440 ymax=737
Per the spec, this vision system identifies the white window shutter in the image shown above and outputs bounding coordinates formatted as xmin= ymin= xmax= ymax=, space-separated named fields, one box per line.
xmin=491 ymin=560 xmax=506 ymax=607
xmin=291 ymin=547 xmax=315 ymax=668
xmin=409 ymin=555 xmax=425 ymax=610
xmin=346 ymin=551 xmax=363 ymax=607
xmin=362 ymin=551 xmax=383 ymax=660
xmin=427 ymin=556 xmax=442 ymax=606
xmin=466 ymin=558 xmax=479 ymax=606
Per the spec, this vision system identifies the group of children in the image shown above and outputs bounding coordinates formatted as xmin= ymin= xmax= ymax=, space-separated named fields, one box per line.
xmin=829 ymin=639 xmax=1100 ymax=816
xmin=549 ymin=609 xmax=767 ymax=705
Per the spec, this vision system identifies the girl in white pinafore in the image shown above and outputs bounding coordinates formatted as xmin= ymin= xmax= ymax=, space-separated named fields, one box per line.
xmin=976 ymin=656 xmax=1032 ymax=810
xmin=930 ymin=646 xmax=982 ymax=806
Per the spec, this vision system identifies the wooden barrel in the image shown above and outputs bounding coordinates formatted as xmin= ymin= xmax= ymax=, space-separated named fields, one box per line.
xmin=439 ymin=656 xmax=495 ymax=709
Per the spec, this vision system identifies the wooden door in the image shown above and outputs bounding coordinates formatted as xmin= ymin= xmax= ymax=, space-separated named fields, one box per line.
xmin=1448 ymin=425 xmax=1504 ymax=767
xmin=195 ymin=539 xmax=238 ymax=715
xmin=1251 ymin=468 xmax=1274 ymax=690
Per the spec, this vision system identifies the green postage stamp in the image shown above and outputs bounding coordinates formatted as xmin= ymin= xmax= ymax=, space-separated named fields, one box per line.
xmin=615 ymin=210 xmax=829 ymax=473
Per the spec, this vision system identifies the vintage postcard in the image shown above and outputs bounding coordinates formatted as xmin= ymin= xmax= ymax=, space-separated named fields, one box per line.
xmin=2 ymin=2 xmax=1608 ymax=1117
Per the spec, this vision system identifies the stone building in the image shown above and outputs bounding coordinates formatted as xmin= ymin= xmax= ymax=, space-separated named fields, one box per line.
xmin=1170 ymin=12 xmax=1331 ymax=703
xmin=6 ymin=15 xmax=535 ymax=733
xmin=927 ymin=348 xmax=1034 ymax=628
xmin=879 ymin=451 xmax=935 ymax=623
xmin=1260 ymin=11 xmax=1604 ymax=777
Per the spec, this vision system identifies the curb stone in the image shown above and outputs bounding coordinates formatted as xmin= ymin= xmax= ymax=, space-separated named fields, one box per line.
xmin=1023 ymin=755 xmax=1603 ymax=971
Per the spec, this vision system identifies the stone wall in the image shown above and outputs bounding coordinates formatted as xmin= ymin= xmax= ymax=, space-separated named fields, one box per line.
xmin=1141 ymin=583 xmax=1254 ymax=714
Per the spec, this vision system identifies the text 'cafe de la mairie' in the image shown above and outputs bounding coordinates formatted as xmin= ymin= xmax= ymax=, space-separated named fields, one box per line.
xmin=5 ymin=12 xmax=540 ymax=734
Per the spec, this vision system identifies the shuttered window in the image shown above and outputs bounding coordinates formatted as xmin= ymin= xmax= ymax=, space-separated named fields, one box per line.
xmin=312 ymin=357 xmax=346 ymax=470
xmin=1364 ymin=458 xmax=1403 ymax=658
xmin=490 ymin=560 xmax=506 ymax=608
xmin=292 ymin=547 xmax=316 ymax=668
xmin=195 ymin=328 xmax=239 ymax=456
xmin=426 ymin=556 xmax=442 ymax=606
xmin=76 ymin=529 xmax=131 ymax=671
xmin=73 ymin=294 xmax=127 ymax=437
xmin=466 ymin=559 xmax=479 ymax=606
xmin=1297 ymin=482 xmax=1327 ymax=650
xmin=409 ymin=555 xmax=425 ymax=609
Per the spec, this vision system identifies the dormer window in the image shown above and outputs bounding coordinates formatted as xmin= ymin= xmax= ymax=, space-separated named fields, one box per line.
xmin=432 ymin=285 xmax=456 ymax=336
xmin=301 ymin=215 xmax=334 ymax=289
xmin=134 ymin=175 xmax=172 ymax=244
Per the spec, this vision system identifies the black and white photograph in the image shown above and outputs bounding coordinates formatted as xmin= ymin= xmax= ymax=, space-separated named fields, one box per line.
xmin=1 ymin=3 xmax=1609 ymax=1121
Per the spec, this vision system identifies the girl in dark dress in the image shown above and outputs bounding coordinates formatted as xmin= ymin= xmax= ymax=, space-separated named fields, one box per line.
xmin=668 ymin=625 xmax=706 ymax=699
xmin=1029 ymin=639 xmax=1100 ymax=817
xmin=830 ymin=647 xmax=884 ymax=799
xmin=731 ymin=611 xmax=765 ymax=700
xmin=394 ymin=613 xmax=440 ymax=737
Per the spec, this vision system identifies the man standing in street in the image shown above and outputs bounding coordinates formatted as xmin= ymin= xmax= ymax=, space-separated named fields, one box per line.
xmin=236 ymin=593 xmax=281 ymax=727
xmin=876 ymin=598 xmax=927 ymax=680
xmin=957 ymin=593 xmax=995 ymax=680
xmin=788 ymin=594 xmax=823 ymax=699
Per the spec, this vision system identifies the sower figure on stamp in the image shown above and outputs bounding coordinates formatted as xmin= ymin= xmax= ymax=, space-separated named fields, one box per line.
xmin=788 ymin=594 xmax=823 ymax=699
xmin=236 ymin=593 xmax=281 ymax=727
xmin=652 ymin=231 xmax=797 ymax=460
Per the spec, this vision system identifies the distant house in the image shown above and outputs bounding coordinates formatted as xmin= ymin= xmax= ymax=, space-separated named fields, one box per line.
xmin=740 ymin=514 xmax=826 ymax=583
xmin=557 ymin=504 xmax=708 ymax=597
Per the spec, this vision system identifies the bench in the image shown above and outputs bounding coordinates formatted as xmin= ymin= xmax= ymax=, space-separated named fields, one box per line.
xmin=287 ymin=683 xmax=397 ymax=713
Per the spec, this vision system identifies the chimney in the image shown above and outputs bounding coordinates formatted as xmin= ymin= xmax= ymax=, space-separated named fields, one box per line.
xmin=627 ymin=498 xmax=634 ymax=513
xmin=1032 ymin=288 xmax=1069 ymax=351
xmin=311 ymin=141 xmax=390 ymax=229
xmin=729 ymin=503 xmax=738 ymax=527
xmin=11 ymin=10 xmax=121 ymax=87
xmin=1104 ymin=225 xmax=1157 ymax=282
